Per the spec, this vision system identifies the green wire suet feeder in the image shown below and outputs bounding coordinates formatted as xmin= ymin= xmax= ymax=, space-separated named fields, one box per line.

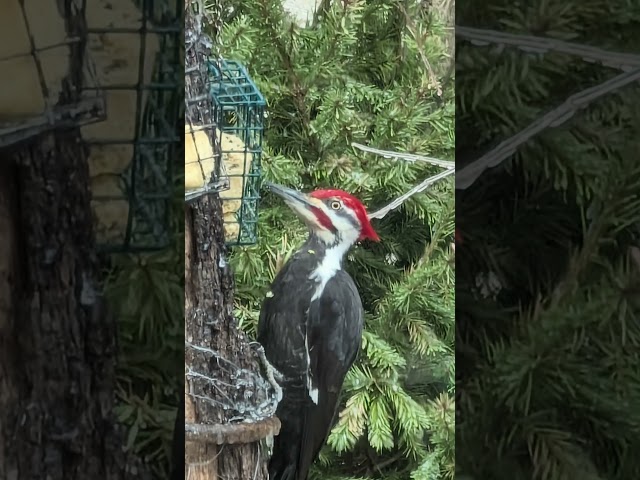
xmin=85 ymin=0 xmax=181 ymax=253
xmin=184 ymin=58 xmax=265 ymax=247
xmin=1 ymin=0 xmax=179 ymax=254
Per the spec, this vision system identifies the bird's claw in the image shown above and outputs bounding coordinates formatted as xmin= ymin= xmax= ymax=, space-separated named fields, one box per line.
xmin=250 ymin=342 xmax=284 ymax=400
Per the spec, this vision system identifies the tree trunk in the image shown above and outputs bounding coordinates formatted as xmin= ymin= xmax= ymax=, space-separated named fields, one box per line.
xmin=184 ymin=1 xmax=279 ymax=475
xmin=184 ymin=194 xmax=278 ymax=480
xmin=0 ymin=131 xmax=141 ymax=480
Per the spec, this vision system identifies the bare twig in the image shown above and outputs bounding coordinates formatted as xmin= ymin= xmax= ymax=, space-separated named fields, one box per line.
xmin=456 ymin=67 xmax=640 ymax=190
xmin=352 ymin=142 xmax=454 ymax=169
xmin=399 ymin=4 xmax=438 ymax=89
xmin=456 ymin=26 xmax=640 ymax=72
xmin=369 ymin=168 xmax=454 ymax=220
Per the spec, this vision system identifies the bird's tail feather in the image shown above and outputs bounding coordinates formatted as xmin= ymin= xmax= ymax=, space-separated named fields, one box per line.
xmin=268 ymin=431 xmax=303 ymax=480
xmin=268 ymin=460 xmax=299 ymax=480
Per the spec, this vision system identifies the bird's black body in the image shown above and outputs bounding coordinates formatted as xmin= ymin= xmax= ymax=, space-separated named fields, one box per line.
xmin=258 ymin=236 xmax=364 ymax=480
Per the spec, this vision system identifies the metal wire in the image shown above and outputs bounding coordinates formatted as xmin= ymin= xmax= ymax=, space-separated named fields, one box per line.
xmin=352 ymin=142 xmax=454 ymax=169
xmin=457 ymin=67 xmax=640 ymax=190
xmin=456 ymin=25 xmax=640 ymax=190
xmin=184 ymin=336 xmax=281 ymax=473
xmin=370 ymin=168 xmax=455 ymax=220
xmin=456 ymin=26 xmax=640 ymax=72
xmin=352 ymin=142 xmax=454 ymax=220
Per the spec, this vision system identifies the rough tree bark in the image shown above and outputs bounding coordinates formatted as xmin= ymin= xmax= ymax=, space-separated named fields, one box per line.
xmin=185 ymin=195 xmax=279 ymax=480
xmin=184 ymin=1 xmax=279 ymax=477
xmin=0 ymin=132 xmax=144 ymax=480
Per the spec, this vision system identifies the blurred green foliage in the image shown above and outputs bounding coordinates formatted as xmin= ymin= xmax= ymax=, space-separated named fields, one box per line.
xmin=456 ymin=1 xmax=640 ymax=479
xmin=106 ymin=175 xmax=184 ymax=478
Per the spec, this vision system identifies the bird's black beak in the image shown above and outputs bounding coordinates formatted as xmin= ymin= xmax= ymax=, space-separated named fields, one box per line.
xmin=265 ymin=182 xmax=324 ymax=229
xmin=265 ymin=182 xmax=315 ymax=211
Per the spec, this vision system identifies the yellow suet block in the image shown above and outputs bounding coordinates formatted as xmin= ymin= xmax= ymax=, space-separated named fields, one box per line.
xmin=82 ymin=0 xmax=160 ymax=245
xmin=185 ymin=126 xmax=216 ymax=191
xmin=0 ymin=0 xmax=163 ymax=246
xmin=22 ymin=0 xmax=67 ymax=50
xmin=0 ymin=0 xmax=31 ymax=59
xmin=184 ymin=125 xmax=255 ymax=242
xmin=0 ymin=55 xmax=45 ymax=119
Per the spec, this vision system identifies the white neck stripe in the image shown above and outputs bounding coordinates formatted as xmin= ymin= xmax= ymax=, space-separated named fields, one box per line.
xmin=309 ymin=237 xmax=354 ymax=301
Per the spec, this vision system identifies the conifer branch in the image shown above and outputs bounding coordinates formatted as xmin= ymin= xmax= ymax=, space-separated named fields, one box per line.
xmin=256 ymin=0 xmax=321 ymax=158
xmin=456 ymin=67 xmax=640 ymax=189
xmin=222 ymin=2 xmax=455 ymax=475
xmin=456 ymin=26 xmax=640 ymax=71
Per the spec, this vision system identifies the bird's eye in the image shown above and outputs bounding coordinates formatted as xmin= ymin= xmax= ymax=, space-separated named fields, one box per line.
xmin=330 ymin=200 xmax=342 ymax=210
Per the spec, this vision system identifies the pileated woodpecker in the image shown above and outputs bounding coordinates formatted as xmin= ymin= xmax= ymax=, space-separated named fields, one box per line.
xmin=258 ymin=183 xmax=380 ymax=480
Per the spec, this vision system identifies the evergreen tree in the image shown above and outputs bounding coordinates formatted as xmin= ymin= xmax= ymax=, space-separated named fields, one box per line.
xmin=218 ymin=1 xmax=455 ymax=478
xmin=456 ymin=2 xmax=640 ymax=479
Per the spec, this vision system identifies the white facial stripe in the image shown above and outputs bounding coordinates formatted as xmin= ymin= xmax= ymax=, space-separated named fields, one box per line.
xmin=285 ymin=199 xmax=333 ymax=243
xmin=307 ymin=202 xmax=362 ymax=311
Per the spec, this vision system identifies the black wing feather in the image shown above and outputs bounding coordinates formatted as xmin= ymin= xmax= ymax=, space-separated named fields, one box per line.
xmin=297 ymin=273 xmax=363 ymax=477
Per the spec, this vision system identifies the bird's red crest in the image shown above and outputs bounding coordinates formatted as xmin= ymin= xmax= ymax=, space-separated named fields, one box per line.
xmin=310 ymin=189 xmax=380 ymax=242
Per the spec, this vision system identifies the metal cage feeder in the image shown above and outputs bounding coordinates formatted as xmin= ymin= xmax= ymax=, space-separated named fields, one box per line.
xmin=184 ymin=58 xmax=265 ymax=247
xmin=84 ymin=0 xmax=182 ymax=253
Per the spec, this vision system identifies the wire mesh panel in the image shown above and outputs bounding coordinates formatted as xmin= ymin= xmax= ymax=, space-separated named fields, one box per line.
xmin=210 ymin=59 xmax=265 ymax=246
xmin=84 ymin=0 xmax=181 ymax=252
xmin=184 ymin=59 xmax=265 ymax=246
xmin=0 ymin=0 xmax=105 ymax=147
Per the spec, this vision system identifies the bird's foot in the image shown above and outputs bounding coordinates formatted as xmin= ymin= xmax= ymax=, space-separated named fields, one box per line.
xmin=250 ymin=342 xmax=284 ymax=401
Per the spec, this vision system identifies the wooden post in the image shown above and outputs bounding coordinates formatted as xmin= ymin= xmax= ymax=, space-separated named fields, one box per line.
xmin=0 ymin=131 xmax=149 ymax=480
xmin=183 ymin=2 xmax=279 ymax=479
xmin=184 ymin=195 xmax=279 ymax=480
